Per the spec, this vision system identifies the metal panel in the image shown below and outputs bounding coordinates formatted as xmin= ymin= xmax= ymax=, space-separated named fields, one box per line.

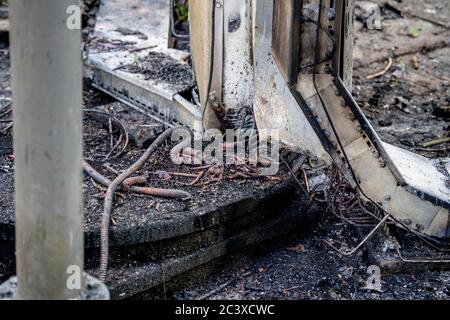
xmin=223 ymin=0 xmax=254 ymax=111
xmin=290 ymin=0 xmax=449 ymax=238
xmin=88 ymin=0 xmax=202 ymax=131
xmin=334 ymin=0 xmax=355 ymax=90
xmin=89 ymin=65 xmax=202 ymax=131
xmin=383 ymin=142 xmax=450 ymax=209
xmin=272 ymin=0 xmax=300 ymax=85
xmin=189 ymin=0 xmax=223 ymax=129
xmin=252 ymin=0 xmax=330 ymax=159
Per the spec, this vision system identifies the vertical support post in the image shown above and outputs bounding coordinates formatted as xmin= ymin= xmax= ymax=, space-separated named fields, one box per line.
xmin=189 ymin=0 xmax=223 ymax=130
xmin=222 ymin=0 xmax=254 ymax=112
xmin=334 ymin=0 xmax=355 ymax=90
xmin=190 ymin=0 xmax=255 ymax=128
xmin=272 ymin=0 xmax=301 ymax=85
xmin=9 ymin=0 xmax=84 ymax=299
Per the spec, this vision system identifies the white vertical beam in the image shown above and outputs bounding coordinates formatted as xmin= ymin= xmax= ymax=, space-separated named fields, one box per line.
xmin=9 ymin=0 xmax=84 ymax=299
xmin=252 ymin=0 xmax=330 ymax=160
xmin=222 ymin=0 xmax=254 ymax=111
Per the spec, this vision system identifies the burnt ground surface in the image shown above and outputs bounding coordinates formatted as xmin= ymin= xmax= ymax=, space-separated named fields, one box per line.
xmin=352 ymin=0 xmax=450 ymax=158
xmin=354 ymin=46 xmax=449 ymax=156
xmin=0 ymin=0 xmax=450 ymax=300
xmin=137 ymin=219 xmax=450 ymax=300
xmin=0 ymin=94 xmax=286 ymax=240
xmin=116 ymin=51 xmax=194 ymax=88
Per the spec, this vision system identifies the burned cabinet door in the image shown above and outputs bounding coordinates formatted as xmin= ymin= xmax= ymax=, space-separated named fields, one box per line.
xmin=272 ymin=0 xmax=301 ymax=86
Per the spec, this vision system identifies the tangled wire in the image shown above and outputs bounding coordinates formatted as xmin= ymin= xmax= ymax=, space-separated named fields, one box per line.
xmin=326 ymin=165 xmax=384 ymax=227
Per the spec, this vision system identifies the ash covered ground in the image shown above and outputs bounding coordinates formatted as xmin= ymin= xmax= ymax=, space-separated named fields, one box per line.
xmin=0 ymin=0 xmax=449 ymax=300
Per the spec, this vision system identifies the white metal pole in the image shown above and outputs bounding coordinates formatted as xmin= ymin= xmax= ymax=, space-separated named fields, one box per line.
xmin=9 ymin=0 xmax=84 ymax=299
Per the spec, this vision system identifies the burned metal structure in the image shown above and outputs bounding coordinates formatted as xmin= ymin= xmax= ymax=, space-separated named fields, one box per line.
xmin=88 ymin=0 xmax=449 ymax=239
xmin=1 ymin=0 xmax=449 ymax=299
xmin=191 ymin=0 xmax=449 ymax=240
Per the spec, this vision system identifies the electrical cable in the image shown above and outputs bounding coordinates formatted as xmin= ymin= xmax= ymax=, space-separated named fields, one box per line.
xmin=299 ymin=16 xmax=336 ymax=70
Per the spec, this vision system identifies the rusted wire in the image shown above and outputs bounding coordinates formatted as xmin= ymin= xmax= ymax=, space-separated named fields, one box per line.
xmin=395 ymin=247 xmax=450 ymax=263
xmin=325 ymin=165 xmax=382 ymax=227
xmin=0 ymin=101 xmax=12 ymax=119
xmin=122 ymin=175 xmax=148 ymax=189
xmin=85 ymin=126 xmax=190 ymax=281
xmin=83 ymin=161 xmax=191 ymax=199
xmin=190 ymin=170 xmax=206 ymax=186
xmin=1 ymin=122 xmax=13 ymax=135
xmin=325 ymin=214 xmax=391 ymax=256
xmin=83 ymin=109 xmax=129 ymax=161
xmin=325 ymin=162 xmax=450 ymax=254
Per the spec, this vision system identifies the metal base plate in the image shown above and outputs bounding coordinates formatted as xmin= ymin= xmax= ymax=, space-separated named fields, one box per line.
xmin=0 ymin=274 xmax=109 ymax=300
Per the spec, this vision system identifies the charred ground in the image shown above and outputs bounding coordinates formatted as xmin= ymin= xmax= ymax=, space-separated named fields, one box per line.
xmin=0 ymin=0 xmax=449 ymax=300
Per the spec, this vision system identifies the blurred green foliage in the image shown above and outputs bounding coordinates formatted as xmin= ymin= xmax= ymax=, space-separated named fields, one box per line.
xmin=174 ymin=1 xmax=189 ymax=23
xmin=408 ymin=26 xmax=422 ymax=38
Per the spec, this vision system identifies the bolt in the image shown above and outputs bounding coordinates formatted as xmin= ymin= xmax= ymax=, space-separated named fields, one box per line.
xmin=215 ymin=2 xmax=222 ymax=8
